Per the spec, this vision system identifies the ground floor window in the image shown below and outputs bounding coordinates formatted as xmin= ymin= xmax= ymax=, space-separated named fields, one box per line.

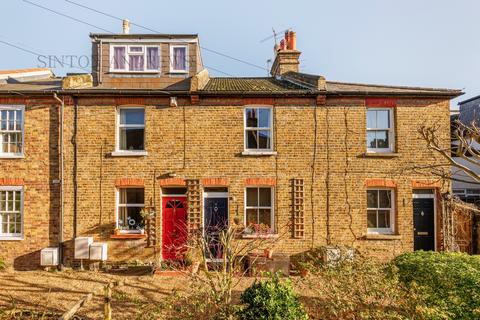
xmin=367 ymin=189 xmax=394 ymax=234
xmin=244 ymin=187 xmax=274 ymax=234
xmin=117 ymin=188 xmax=145 ymax=233
xmin=0 ymin=187 xmax=23 ymax=239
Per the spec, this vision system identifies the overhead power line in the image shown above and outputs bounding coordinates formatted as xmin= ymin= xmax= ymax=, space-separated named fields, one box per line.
xmin=0 ymin=37 xmax=90 ymax=72
xmin=22 ymin=0 xmax=112 ymax=33
xmin=21 ymin=0 xmax=237 ymax=76
xmin=64 ymin=0 xmax=269 ymax=72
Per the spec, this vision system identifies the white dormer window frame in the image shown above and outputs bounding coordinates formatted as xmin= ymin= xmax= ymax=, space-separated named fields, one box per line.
xmin=109 ymin=44 xmax=160 ymax=73
xmin=169 ymin=45 xmax=189 ymax=73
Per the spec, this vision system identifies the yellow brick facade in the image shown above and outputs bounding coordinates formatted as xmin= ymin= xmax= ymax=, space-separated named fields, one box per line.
xmin=0 ymin=93 xmax=452 ymax=269
xmin=56 ymin=95 xmax=450 ymax=265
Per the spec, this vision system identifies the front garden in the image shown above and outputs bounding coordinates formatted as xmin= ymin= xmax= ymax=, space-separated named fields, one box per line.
xmin=0 ymin=251 xmax=479 ymax=319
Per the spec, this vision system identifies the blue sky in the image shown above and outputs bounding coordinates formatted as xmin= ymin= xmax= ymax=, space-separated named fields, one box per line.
xmin=1 ymin=0 xmax=479 ymax=106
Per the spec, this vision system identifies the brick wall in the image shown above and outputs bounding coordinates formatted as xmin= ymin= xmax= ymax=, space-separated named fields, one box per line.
xmin=0 ymin=99 xmax=60 ymax=270
xmin=57 ymin=95 xmax=450 ymax=265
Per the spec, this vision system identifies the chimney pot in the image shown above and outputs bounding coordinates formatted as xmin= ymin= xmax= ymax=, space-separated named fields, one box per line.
xmin=289 ymin=31 xmax=296 ymax=50
xmin=122 ymin=19 xmax=130 ymax=34
xmin=270 ymin=29 xmax=301 ymax=76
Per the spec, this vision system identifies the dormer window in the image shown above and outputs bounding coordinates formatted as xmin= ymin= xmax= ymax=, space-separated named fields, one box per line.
xmin=170 ymin=45 xmax=188 ymax=73
xmin=110 ymin=45 xmax=160 ymax=72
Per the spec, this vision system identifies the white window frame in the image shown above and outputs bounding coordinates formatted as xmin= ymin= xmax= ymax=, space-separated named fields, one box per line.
xmin=244 ymin=187 xmax=275 ymax=234
xmin=367 ymin=188 xmax=395 ymax=234
xmin=109 ymin=44 xmax=160 ymax=73
xmin=0 ymin=186 xmax=24 ymax=240
xmin=115 ymin=107 xmax=146 ymax=154
xmin=115 ymin=187 xmax=145 ymax=234
xmin=366 ymin=108 xmax=395 ymax=153
xmin=169 ymin=45 xmax=189 ymax=73
xmin=244 ymin=106 xmax=274 ymax=152
xmin=0 ymin=105 xmax=25 ymax=158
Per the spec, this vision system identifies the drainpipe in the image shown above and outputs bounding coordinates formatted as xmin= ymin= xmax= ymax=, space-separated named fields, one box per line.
xmin=53 ymin=92 xmax=64 ymax=268
xmin=72 ymin=96 xmax=78 ymax=240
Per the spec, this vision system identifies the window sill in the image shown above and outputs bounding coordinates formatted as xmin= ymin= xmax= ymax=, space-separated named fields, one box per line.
xmin=108 ymin=71 xmax=160 ymax=74
xmin=241 ymin=234 xmax=279 ymax=239
xmin=111 ymin=151 xmax=148 ymax=157
xmin=241 ymin=151 xmax=277 ymax=156
xmin=0 ymin=236 xmax=24 ymax=241
xmin=169 ymin=70 xmax=188 ymax=74
xmin=0 ymin=154 xmax=25 ymax=159
xmin=363 ymin=152 xmax=400 ymax=158
xmin=362 ymin=234 xmax=402 ymax=240
xmin=111 ymin=234 xmax=147 ymax=240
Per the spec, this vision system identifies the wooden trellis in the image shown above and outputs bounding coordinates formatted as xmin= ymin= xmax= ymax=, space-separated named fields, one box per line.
xmin=186 ymin=179 xmax=202 ymax=233
xmin=292 ymin=178 xmax=305 ymax=239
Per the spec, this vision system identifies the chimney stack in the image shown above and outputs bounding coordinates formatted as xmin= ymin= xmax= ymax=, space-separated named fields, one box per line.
xmin=122 ymin=19 xmax=130 ymax=34
xmin=270 ymin=30 xmax=301 ymax=76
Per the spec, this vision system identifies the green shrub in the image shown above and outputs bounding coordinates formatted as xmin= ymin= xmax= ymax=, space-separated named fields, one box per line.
xmin=300 ymin=257 xmax=434 ymax=320
xmin=394 ymin=251 xmax=480 ymax=320
xmin=0 ymin=258 xmax=6 ymax=271
xmin=239 ymin=274 xmax=308 ymax=320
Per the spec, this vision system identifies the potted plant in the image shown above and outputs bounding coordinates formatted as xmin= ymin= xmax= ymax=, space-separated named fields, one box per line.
xmin=185 ymin=246 xmax=203 ymax=274
xmin=264 ymin=248 xmax=274 ymax=259
xmin=298 ymin=262 xmax=311 ymax=278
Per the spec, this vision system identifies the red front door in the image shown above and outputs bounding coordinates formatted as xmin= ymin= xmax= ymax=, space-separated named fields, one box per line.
xmin=162 ymin=196 xmax=188 ymax=260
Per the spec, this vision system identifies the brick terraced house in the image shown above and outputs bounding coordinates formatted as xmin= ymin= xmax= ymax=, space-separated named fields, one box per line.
xmin=0 ymin=24 xmax=463 ymax=269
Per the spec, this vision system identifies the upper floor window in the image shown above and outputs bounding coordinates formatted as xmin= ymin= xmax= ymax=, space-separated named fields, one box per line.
xmin=367 ymin=189 xmax=394 ymax=234
xmin=0 ymin=187 xmax=23 ymax=239
xmin=170 ymin=45 xmax=188 ymax=73
xmin=244 ymin=107 xmax=273 ymax=151
xmin=366 ymin=108 xmax=394 ymax=153
xmin=0 ymin=106 xmax=24 ymax=157
xmin=117 ymin=108 xmax=145 ymax=152
xmin=117 ymin=188 xmax=144 ymax=234
xmin=111 ymin=45 xmax=160 ymax=72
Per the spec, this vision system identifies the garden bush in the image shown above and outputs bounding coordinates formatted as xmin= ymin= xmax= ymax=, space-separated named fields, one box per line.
xmin=299 ymin=256 xmax=438 ymax=320
xmin=239 ymin=274 xmax=308 ymax=320
xmin=394 ymin=251 xmax=480 ymax=320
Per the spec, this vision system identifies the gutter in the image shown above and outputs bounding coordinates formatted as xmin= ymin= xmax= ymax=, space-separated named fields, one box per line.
xmin=53 ymin=92 xmax=64 ymax=268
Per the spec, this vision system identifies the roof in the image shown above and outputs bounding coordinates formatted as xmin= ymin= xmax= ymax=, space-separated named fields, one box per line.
xmin=459 ymin=95 xmax=480 ymax=105
xmin=325 ymin=80 xmax=462 ymax=97
xmin=0 ymin=78 xmax=62 ymax=92
xmin=89 ymin=33 xmax=198 ymax=40
xmin=0 ymin=68 xmax=51 ymax=75
xmin=200 ymin=76 xmax=462 ymax=97
xmin=201 ymin=77 xmax=311 ymax=94
xmin=0 ymin=68 xmax=463 ymax=98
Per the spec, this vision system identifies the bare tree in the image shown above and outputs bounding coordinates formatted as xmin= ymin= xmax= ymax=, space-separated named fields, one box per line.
xmin=419 ymin=120 xmax=480 ymax=251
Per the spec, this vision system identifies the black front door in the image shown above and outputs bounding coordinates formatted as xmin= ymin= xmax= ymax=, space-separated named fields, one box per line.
xmin=413 ymin=198 xmax=435 ymax=251
xmin=204 ymin=197 xmax=228 ymax=260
